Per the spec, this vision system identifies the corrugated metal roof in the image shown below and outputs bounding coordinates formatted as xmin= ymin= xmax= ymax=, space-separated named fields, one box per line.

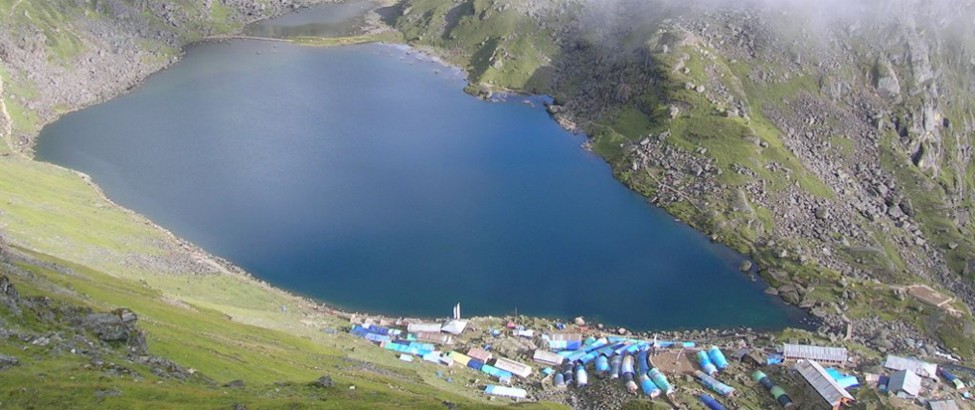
xmin=884 ymin=355 xmax=939 ymax=379
xmin=888 ymin=369 xmax=921 ymax=396
xmin=408 ymin=322 xmax=444 ymax=333
xmin=533 ymin=350 xmax=564 ymax=366
xmin=783 ymin=343 xmax=848 ymax=363
xmin=448 ymin=351 xmax=471 ymax=366
xmin=929 ymin=400 xmax=960 ymax=410
xmin=795 ymin=360 xmax=854 ymax=407
xmin=467 ymin=348 xmax=493 ymax=362
xmin=416 ymin=331 xmax=453 ymax=345
xmin=494 ymin=357 xmax=533 ymax=378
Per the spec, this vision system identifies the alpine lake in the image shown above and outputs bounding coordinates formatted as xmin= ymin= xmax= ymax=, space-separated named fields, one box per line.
xmin=36 ymin=2 xmax=807 ymax=330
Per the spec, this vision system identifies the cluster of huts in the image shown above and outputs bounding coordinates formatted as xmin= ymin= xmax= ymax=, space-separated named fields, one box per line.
xmin=353 ymin=338 xmax=534 ymax=398
xmin=345 ymin=309 xmax=970 ymax=409
xmin=348 ymin=312 xmax=538 ymax=399
xmin=534 ymin=333 xmax=687 ymax=398
xmin=778 ymin=343 xmax=968 ymax=410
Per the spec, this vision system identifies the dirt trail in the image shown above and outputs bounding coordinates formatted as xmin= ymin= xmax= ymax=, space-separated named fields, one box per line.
xmin=7 ymin=0 xmax=24 ymax=19
xmin=0 ymin=74 xmax=14 ymax=155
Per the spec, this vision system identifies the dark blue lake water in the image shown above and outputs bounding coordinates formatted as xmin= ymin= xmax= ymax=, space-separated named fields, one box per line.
xmin=36 ymin=40 xmax=804 ymax=330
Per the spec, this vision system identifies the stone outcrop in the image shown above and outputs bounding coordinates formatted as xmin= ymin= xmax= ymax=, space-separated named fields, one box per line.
xmin=0 ymin=258 xmax=202 ymax=380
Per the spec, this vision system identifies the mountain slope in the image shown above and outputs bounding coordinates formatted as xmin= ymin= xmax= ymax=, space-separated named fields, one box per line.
xmin=0 ymin=243 xmax=508 ymax=409
xmin=391 ymin=0 xmax=975 ymax=357
xmin=0 ymin=1 xmax=556 ymax=407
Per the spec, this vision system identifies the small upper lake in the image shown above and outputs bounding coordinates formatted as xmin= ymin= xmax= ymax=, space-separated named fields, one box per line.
xmin=242 ymin=0 xmax=375 ymax=38
xmin=36 ymin=39 xmax=804 ymax=330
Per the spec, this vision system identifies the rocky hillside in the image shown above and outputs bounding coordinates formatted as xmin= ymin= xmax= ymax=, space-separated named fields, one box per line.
xmin=0 ymin=0 xmax=334 ymax=153
xmin=392 ymin=0 xmax=975 ymax=357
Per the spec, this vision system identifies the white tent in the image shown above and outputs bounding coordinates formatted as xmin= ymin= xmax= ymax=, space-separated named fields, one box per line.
xmin=441 ymin=319 xmax=468 ymax=335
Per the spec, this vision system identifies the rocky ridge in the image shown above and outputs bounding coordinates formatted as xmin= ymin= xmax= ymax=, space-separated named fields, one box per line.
xmin=393 ymin=0 xmax=975 ymax=357
xmin=0 ymin=0 xmax=333 ymax=153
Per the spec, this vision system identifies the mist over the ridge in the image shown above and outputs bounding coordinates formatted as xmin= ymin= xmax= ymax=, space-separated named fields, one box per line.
xmin=577 ymin=0 xmax=974 ymax=21
xmin=574 ymin=0 xmax=975 ymax=42
xmin=558 ymin=0 xmax=975 ymax=69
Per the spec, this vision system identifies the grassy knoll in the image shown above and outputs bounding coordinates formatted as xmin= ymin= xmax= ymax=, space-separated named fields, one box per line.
xmin=394 ymin=0 xmax=561 ymax=92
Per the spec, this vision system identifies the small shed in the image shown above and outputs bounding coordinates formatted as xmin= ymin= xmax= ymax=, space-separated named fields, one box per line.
xmin=533 ymin=350 xmax=564 ymax=366
xmin=494 ymin=357 xmax=533 ymax=378
xmin=514 ymin=329 xmax=534 ymax=338
xmin=795 ymin=359 xmax=854 ymax=409
xmin=929 ymin=399 xmax=961 ymax=410
xmin=884 ymin=355 xmax=938 ymax=379
xmin=447 ymin=351 xmax=472 ymax=367
xmin=783 ymin=344 xmax=848 ymax=366
xmin=468 ymin=347 xmax=493 ymax=363
xmin=888 ymin=369 xmax=921 ymax=397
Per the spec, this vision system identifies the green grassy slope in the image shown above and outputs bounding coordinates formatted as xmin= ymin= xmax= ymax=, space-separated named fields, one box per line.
xmin=0 ymin=249 xmax=498 ymax=409
xmin=0 ymin=0 xmax=558 ymax=406
xmin=0 ymin=157 xmax=560 ymax=407
xmin=392 ymin=0 xmax=562 ymax=93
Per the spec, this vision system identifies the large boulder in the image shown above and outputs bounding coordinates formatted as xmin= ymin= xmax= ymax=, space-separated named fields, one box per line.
xmin=82 ymin=313 xmax=129 ymax=341
xmin=875 ymin=62 xmax=901 ymax=98
xmin=312 ymin=375 xmax=334 ymax=388
xmin=224 ymin=379 xmax=245 ymax=388
xmin=777 ymin=284 xmax=802 ymax=304
xmin=0 ymin=275 xmax=17 ymax=299
xmin=0 ymin=354 xmax=19 ymax=370
xmin=0 ymin=275 xmax=21 ymax=316
xmin=80 ymin=308 xmax=147 ymax=353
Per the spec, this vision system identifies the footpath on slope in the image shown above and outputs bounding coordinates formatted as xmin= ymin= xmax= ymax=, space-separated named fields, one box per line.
xmin=0 ymin=74 xmax=14 ymax=155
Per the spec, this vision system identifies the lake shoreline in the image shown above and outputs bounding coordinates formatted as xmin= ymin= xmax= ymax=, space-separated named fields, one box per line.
xmin=36 ymin=39 xmax=804 ymax=331
xmin=11 ymin=1 xmax=812 ymax=337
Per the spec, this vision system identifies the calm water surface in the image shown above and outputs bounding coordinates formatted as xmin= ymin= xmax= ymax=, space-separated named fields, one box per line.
xmin=242 ymin=0 xmax=375 ymax=38
xmin=37 ymin=40 xmax=805 ymax=330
